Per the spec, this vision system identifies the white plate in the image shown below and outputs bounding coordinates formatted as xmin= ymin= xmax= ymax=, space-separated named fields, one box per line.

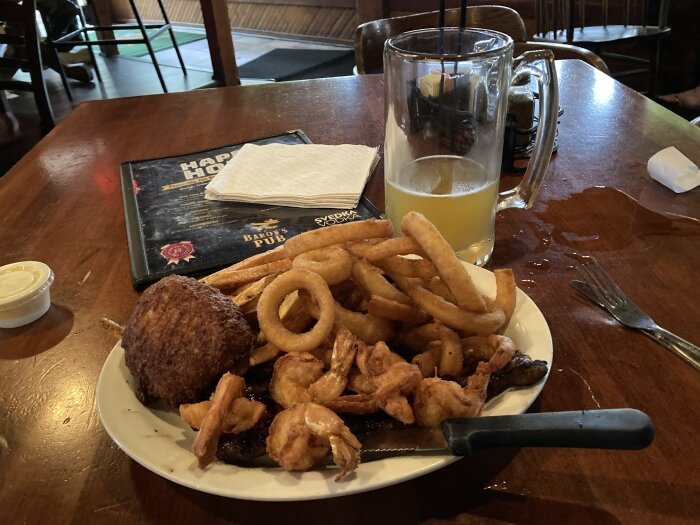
xmin=96 ymin=264 xmax=553 ymax=501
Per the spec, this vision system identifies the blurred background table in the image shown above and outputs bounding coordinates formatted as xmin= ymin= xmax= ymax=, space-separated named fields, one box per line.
xmin=1 ymin=60 xmax=699 ymax=524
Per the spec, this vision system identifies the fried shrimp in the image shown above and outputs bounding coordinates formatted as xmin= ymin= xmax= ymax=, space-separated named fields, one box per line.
xmin=189 ymin=373 xmax=267 ymax=468
xmin=269 ymin=329 xmax=357 ymax=408
xmin=266 ymin=402 xmax=361 ymax=481
xmin=269 ymin=352 xmax=324 ymax=408
xmin=307 ymin=328 xmax=357 ymax=404
xmin=180 ymin=397 xmax=266 ymax=434
xmin=329 ymin=341 xmax=421 ymax=424
xmin=412 ymin=335 xmax=517 ymax=427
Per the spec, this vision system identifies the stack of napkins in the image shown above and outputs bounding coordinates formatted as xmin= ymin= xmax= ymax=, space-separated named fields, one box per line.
xmin=647 ymin=146 xmax=700 ymax=193
xmin=205 ymin=143 xmax=380 ymax=208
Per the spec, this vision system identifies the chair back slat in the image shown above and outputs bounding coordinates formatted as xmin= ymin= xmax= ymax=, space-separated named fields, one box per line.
xmin=1 ymin=78 xmax=33 ymax=92
xmin=533 ymin=0 xmax=671 ymax=95
xmin=355 ymin=5 xmax=528 ymax=75
xmin=537 ymin=0 xmax=669 ymax=34
xmin=0 ymin=55 xmax=28 ymax=69
xmin=0 ymin=0 xmax=55 ymax=132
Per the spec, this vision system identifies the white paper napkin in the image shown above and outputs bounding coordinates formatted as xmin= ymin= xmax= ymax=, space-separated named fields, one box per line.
xmin=205 ymin=143 xmax=380 ymax=209
xmin=647 ymin=146 xmax=700 ymax=193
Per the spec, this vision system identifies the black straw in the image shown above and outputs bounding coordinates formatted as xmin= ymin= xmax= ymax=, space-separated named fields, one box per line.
xmin=459 ymin=0 xmax=468 ymax=29
xmin=438 ymin=0 xmax=446 ymax=104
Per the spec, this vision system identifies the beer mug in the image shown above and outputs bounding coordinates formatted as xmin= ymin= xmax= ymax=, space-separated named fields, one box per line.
xmin=384 ymin=28 xmax=558 ymax=265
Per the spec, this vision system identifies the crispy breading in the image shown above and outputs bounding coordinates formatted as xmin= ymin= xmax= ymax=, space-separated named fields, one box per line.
xmin=122 ymin=275 xmax=254 ymax=407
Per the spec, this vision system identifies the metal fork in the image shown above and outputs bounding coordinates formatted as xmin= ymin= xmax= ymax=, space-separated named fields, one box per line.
xmin=571 ymin=257 xmax=700 ymax=372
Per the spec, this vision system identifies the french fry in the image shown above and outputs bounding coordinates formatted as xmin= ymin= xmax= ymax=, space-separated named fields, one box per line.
xmin=352 ymin=258 xmax=411 ymax=305
xmin=203 ymin=259 xmax=292 ymax=292
xmin=374 ymin=255 xmax=438 ymax=280
xmin=231 ymin=273 xmax=279 ymax=307
xmin=494 ymin=268 xmax=517 ymax=327
xmin=367 ymin=295 xmax=431 ymax=325
xmin=438 ymin=326 xmax=463 ymax=377
xmin=401 ymin=211 xmax=488 ymax=313
xmin=347 ymin=236 xmax=425 ymax=261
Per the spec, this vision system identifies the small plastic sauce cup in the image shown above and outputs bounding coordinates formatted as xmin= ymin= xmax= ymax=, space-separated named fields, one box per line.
xmin=0 ymin=261 xmax=54 ymax=329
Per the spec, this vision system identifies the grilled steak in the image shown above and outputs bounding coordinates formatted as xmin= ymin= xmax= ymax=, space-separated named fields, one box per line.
xmin=486 ymin=350 xmax=549 ymax=399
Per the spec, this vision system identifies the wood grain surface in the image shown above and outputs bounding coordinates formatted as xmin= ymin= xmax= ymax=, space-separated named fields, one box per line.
xmin=1 ymin=61 xmax=699 ymax=524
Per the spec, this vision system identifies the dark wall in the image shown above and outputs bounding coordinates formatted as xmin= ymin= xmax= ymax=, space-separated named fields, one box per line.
xmin=359 ymin=1 xmax=699 ymax=93
xmin=661 ymin=0 xmax=700 ymax=91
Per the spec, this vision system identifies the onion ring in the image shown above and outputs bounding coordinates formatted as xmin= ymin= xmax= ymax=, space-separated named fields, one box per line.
xmin=401 ymin=211 xmax=487 ymax=313
xmin=347 ymin=236 xmax=424 ymax=261
xmin=426 ymin=276 xmax=458 ymax=304
xmin=257 ymin=269 xmax=335 ymax=353
xmin=292 ymin=246 xmax=352 ymax=285
xmin=284 ymin=219 xmax=393 ymax=258
xmin=374 ymin=256 xmax=438 ymax=281
xmin=351 ymin=259 xmax=411 ymax=304
xmin=334 ymin=305 xmax=394 ymax=345
xmin=403 ymin=280 xmax=505 ymax=335
xmin=368 ymin=295 xmax=431 ymax=325
xmin=300 ymin=291 xmax=393 ymax=345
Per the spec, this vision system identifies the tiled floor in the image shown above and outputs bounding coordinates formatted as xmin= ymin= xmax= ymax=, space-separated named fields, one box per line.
xmin=0 ymin=26 xmax=354 ymax=175
xmin=119 ymin=26 xmax=353 ymax=84
xmin=6 ymin=25 xmax=353 ymax=109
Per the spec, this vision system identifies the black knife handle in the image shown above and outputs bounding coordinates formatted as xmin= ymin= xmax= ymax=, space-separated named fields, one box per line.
xmin=441 ymin=409 xmax=654 ymax=456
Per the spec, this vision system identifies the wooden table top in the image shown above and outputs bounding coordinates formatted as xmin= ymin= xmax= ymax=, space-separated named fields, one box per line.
xmin=1 ymin=60 xmax=700 ymax=525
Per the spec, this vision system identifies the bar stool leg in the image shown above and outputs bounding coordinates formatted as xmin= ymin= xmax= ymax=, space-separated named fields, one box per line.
xmin=51 ymin=44 xmax=74 ymax=101
xmin=127 ymin=0 xmax=168 ymax=92
xmin=76 ymin=3 xmax=103 ymax=83
xmin=155 ymin=0 xmax=187 ymax=75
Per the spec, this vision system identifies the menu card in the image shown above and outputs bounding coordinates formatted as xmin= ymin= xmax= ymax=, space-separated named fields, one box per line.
xmin=120 ymin=130 xmax=381 ymax=289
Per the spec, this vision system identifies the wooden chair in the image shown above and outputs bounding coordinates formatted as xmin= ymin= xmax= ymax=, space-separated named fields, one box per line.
xmin=532 ymin=0 xmax=670 ymax=94
xmin=355 ymin=5 xmax=609 ymax=75
xmin=0 ymin=0 xmax=54 ymax=134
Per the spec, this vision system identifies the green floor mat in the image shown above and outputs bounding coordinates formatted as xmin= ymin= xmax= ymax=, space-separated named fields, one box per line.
xmin=90 ymin=29 xmax=206 ymax=58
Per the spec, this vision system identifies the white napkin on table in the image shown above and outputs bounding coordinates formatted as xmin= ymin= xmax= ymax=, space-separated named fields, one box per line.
xmin=205 ymin=143 xmax=380 ymax=209
xmin=647 ymin=146 xmax=700 ymax=193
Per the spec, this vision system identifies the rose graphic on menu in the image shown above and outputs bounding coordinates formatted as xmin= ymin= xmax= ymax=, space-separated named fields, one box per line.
xmin=160 ymin=241 xmax=196 ymax=265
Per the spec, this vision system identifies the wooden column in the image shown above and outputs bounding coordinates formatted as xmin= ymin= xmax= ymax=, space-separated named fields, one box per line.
xmin=91 ymin=0 xmax=118 ymax=56
xmin=199 ymin=0 xmax=240 ymax=86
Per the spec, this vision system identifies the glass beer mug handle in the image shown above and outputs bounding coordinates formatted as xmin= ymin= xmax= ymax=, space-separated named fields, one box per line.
xmin=497 ymin=49 xmax=559 ymax=211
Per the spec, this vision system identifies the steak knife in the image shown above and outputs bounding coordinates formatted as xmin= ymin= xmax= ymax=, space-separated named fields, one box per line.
xmin=359 ymin=409 xmax=654 ymax=459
